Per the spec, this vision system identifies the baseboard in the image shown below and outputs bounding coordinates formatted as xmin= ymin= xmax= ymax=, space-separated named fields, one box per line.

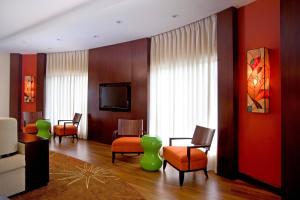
xmin=238 ymin=172 xmax=282 ymax=195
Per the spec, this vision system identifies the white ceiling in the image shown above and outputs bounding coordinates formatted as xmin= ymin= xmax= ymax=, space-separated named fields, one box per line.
xmin=0 ymin=0 xmax=255 ymax=53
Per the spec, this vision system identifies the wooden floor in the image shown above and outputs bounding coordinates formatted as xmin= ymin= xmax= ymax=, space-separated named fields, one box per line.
xmin=50 ymin=138 xmax=281 ymax=200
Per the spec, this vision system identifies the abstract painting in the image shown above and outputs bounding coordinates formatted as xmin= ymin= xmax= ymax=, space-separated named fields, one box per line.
xmin=247 ymin=48 xmax=270 ymax=113
xmin=24 ymin=75 xmax=35 ymax=103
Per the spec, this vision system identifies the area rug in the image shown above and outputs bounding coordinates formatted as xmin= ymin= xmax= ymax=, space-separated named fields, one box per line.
xmin=12 ymin=152 xmax=144 ymax=200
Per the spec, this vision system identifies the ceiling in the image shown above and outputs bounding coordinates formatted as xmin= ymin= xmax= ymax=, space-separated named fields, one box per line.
xmin=0 ymin=0 xmax=255 ymax=53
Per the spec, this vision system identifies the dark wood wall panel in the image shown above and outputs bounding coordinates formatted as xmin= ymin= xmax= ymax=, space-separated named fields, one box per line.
xmin=36 ymin=53 xmax=46 ymax=114
xmin=217 ymin=7 xmax=238 ymax=179
xmin=9 ymin=54 xmax=22 ymax=130
xmin=281 ymin=0 xmax=300 ymax=198
xmin=88 ymin=38 xmax=150 ymax=144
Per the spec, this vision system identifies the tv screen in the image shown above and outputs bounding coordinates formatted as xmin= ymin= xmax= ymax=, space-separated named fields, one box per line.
xmin=99 ymin=82 xmax=131 ymax=112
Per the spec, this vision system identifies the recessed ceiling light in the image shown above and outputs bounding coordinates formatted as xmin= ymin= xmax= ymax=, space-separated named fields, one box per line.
xmin=116 ymin=20 xmax=122 ymax=24
xmin=172 ymin=14 xmax=179 ymax=18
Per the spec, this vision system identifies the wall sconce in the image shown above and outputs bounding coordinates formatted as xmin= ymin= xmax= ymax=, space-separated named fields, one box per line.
xmin=24 ymin=76 xmax=35 ymax=103
xmin=247 ymin=48 xmax=270 ymax=113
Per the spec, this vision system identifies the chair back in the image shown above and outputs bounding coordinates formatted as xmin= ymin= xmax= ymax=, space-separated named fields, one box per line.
xmin=23 ymin=111 xmax=43 ymax=126
xmin=118 ymin=119 xmax=143 ymax=136
xmin=191 ymin=125 xmax=215 ymax=151
xmin=0 ymin=118 xmax=18 ymax=156
xmin=72 ymin=113 xmax=82 ymax=126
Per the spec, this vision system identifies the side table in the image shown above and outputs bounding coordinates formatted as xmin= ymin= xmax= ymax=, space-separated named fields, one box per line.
xmin=140 ymin=135 xmax=163 ymax=171
xmin=18 ymin=133 xmax=49 ymax=191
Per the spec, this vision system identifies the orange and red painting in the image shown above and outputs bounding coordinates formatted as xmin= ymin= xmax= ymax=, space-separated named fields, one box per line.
xmin=24 ymin=76 xmax=35 ymax=103
xmin=247 ymin=48 xmax=270 ymax=113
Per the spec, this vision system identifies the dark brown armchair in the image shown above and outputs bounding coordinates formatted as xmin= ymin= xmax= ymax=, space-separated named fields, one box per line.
xmin=163 ymin=125 xmax=215 ymax=186
xmin=22 ymin=111 xmax=43 ymax=134
xmin=111 ymin=119 xmax=145 ymax=163
xmin=53 ymin=113 xmax=82 ymax=143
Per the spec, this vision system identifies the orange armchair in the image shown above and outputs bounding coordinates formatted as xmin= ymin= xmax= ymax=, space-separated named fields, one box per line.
xmin=53 ymin=113 xmax=82 ymax=144
xmin=163 ymin=125 xmax=215 ymax=186
xmin=111 ymin=119 xmax=145 ymax=163
xmin=22 ymin=111 xmax=43 ymax=134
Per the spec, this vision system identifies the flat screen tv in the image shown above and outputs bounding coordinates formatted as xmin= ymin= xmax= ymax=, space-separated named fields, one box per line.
xmin=99 ymin=82 xmax=131 ymax=112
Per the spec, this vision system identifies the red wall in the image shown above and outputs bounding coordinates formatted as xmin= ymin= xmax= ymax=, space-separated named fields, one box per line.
xmin=22 ymin=54 xmax=37 ymax=113
xmin=237 ymin=0 xmax=281 ymax=187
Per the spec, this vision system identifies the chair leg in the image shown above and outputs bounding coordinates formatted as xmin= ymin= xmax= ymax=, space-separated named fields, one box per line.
xmin=204 ymin=168 xmax=208 ymax=178
xmin=59 ymin=136 xmax=62 ymax=144
xmin=76 ymin=134 xmax=79 ymax=141
xmin=112 ymin=152 xmax=115 ymax=163
xmin=163 ymin=160 xmax=167 ymax=170
xmin=179 ymin=171 xmax=184 ymax=186
xmin=72 ymin=135 xmax=75 ymax=142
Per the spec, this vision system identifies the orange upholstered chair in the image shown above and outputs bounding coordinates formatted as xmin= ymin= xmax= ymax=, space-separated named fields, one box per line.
xmin=53 ymin=113 xmax=82 ymax=143
xmin=163 ymin=125 xmax=215 ymax=186
xmin=111 ymin=119 xmax=145 ymax=163
xmin=22 ymin=111 xmax=43 ymax=134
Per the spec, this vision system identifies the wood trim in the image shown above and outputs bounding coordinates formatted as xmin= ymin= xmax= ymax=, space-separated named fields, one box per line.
xmin=36 ymin=53 xmax=46 ymax=114
xmin=281 ymin=0 xmax=300 ymax=198
xmin=88 ymin=38 xmax=150 ymax=144
xmin=238 ymin=173 xmax=281 ymax=195
xmin=9 ymin=53 xmax=22 ymax=131
xmin=217 ymin=7 xmax=238 ymax=179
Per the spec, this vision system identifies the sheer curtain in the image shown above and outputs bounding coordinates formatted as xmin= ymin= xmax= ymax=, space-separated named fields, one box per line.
xmin=45 ymin=50 xmax=88 ymax=139
xmin=149 ymin=15 xmax=218 ymax=171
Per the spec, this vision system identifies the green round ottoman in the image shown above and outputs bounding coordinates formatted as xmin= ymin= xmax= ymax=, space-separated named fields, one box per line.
xmin=140 ymin=135 xmax=163 ymax=171
xmin=36 ymin=119 xmax=51 ymax=139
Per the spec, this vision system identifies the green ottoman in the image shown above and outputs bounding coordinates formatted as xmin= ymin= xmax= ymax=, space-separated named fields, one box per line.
xmin=140 ymin=135 xmax=163 ymax=171
xmin=36 ymin=119 xmax=51 ymax=139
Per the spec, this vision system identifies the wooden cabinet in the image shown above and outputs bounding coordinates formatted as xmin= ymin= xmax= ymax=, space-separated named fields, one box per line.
xmin=19 ymin=133 xmax=49 ymax=191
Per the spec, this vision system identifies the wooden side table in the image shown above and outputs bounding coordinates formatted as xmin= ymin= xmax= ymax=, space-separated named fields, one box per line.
xmin=18 ymin=133 xmax=49 ymax=191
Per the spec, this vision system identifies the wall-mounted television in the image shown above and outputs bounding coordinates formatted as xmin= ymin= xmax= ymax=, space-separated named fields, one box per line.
xmin=99 ymin=82 xmax=131 ymax=112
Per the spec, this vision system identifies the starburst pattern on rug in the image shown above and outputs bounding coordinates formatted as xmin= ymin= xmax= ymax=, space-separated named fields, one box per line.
xmin=51 ymin=162 xmax=120 ymax=189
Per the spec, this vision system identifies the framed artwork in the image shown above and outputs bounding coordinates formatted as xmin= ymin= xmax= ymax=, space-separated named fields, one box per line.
xmin=247 ymin=48 xmax=270 ymax=113
xmin=24 ymin=76 xmax=35 ymax=103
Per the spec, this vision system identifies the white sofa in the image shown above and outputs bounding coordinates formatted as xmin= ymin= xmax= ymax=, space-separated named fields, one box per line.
xmin=0 ymin=118 xmax=25 ymax=197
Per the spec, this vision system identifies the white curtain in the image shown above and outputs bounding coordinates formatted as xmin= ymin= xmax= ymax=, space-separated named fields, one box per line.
xmin=45 ymin=50 xmax=88 ymax=139
xmin=149 ymin=15 xmax=218 ymax=171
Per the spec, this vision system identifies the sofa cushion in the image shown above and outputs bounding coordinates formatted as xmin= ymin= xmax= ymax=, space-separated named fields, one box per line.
xmin=112 ymin=137 xmax=144 ymax=153
xmin=163 ymin=146 xmax=207 ymax=171
xmin=54 ymin=125 xmax=77 ymax=136
xmin=0 ymin=118 xmax=18 ymax=156
xmin=0 ymin=154 xmax=25 ymax=174
xmin=23 ymin=123 xmax=38 ymax=134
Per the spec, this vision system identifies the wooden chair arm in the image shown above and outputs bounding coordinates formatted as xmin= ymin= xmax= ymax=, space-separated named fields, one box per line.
xmin=58 ymin=120 xmax=73 ymax=125
xmin=169 ymin=137 xmax=192 ymax=146
xmin=140 ymin=131 xmax=148 ymax=137
xmin=61 ymin=122 xmax=74 ymax=136
xmin=187 ymin=145 xmax=210 ymax=149
xmin=186 ymin=145 xmax=210 ymax=170
xmin=112 ymin=130 xmax=118 ymax=141
xmin=64 ymin=122 xmax=73 ymax=126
